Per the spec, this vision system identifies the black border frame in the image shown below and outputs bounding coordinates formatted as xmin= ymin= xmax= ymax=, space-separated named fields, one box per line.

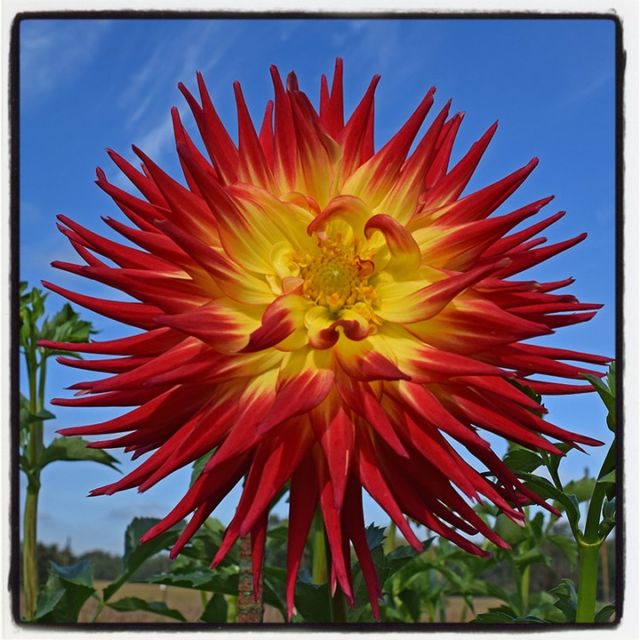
xmin=8 ymin=10 xmax=625 ymax=632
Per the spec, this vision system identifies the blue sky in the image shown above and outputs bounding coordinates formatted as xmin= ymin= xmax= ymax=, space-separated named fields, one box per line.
xmin=19 ymin=18 xmax=616 ymax=554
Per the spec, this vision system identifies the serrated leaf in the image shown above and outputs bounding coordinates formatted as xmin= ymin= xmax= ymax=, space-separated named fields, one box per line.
xmin=40 ymin=437 xmax=120 ymax=471
xmin=19 ymin=396 xmax=56 ymax=428
xmin=146 ymin=565 xmax=239 ymax=594
xmin=365 ymin=523 xmax=386 ymax=551
xmin=473 ymin=605 xmax=518 ymax=623
xmin=549 ymin=578 xmax=577 ymax=622
xmin=33 ymin=588 xmax=66 ymax=620
xmin=379 ymin=539 xmax=433 ymax=587
xmin=33 ymin=559 xmax=96 ymax=623
xmin=103 ymin=518 xmax=184 ymax=603
xmin=200 ymin=592 xmax=228 ymax=623
xmin=503 ymin=448 xmax=544 ymax=474
xmin=108 ymin=596 xmax=186 ymax=621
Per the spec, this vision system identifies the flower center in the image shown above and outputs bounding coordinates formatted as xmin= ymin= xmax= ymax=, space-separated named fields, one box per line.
xmin=301 ymin=239 xmax=375 ymax=312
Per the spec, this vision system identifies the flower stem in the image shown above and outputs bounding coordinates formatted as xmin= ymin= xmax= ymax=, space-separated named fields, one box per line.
xmin=575 ymin=541 xmax=601 ymax=622
xmin=22 ymin=486 xmax=39 ymax=619
xmin=520 ymin=563 xmax=531 ymax=614
xmin=22 ymin=352 xmax=42 ymax=620
xmin=311 ymin=510 xmax=327 ymax=585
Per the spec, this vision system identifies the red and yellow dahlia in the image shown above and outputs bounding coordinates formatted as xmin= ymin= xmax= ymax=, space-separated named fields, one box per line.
xmin=43 ymin=60 xmax=607 ymax=619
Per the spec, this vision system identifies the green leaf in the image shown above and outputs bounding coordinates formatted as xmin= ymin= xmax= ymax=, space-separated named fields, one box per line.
xmin=41 ymin=303 xmax=95 ymax=345
xmin=598 ymin=497 xmax=616 ymax=538
xmin=146 ymin=565 xmax=239 ymax=594
xmin=33 ymin=588 xmax=66 ymax=620
xmin=547 ymin=534 xmax=578 ymax=567
xmin=291 ymin=580 xmax=331 ymax=623
xmin=40 ymin=437 xmax=120 ymax=471
xmin=397 ymin=588 xmax=421 ymax=622
xmin=103 ymin=517 xmax=184 ymax=602
xmin=473 ymin=605 xmax=518 ymax=623
xmin=382 ymin=540 xmax=433 ymax=585
xmin=597 ymin=470 xmax=615 ymax=486
xmin=549 ymin=578 xmax=577 ymax=623
xmin=19 ymin=396 xmax=56 ymax=428
xmin=494 ymin=513 xmax=528 ymax=546
xmin=564 ymin=477 xmax=596 ymax=502
xmin=595 ymin=603 xmax=616 ymax=623
xmin=265 ymin=523 xmax=289 ymax=544
xmin=365 ymin=523 xmax=386 ymax=550
xmin=582 ymin=367 xmax=616 ymax=432
xmin=503 ymin=448 xmax=545 ymax=474
xmin=190 ymin=450 xmax=215 ymax=487
xmin=33 ymin=559 xmax=96 ymax=623
xmin=507 ymin=380 xmax=543 ymax=409
xmin=107 ymin=596 xmax=186 ymax=621
xmin=519 ymin=473 xmax=581 ymax=530
xmin=602 ymin=496 xmax=616 ymax=520
xmin=546 ymin=443 xmax=574 ymax=476
xmin=512 ymin=548 xmax=549 ymax=572
xmin=200 ymin=592 xmax=228 ymax=623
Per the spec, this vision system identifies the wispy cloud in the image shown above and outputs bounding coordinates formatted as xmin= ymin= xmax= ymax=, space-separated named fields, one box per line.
xmin=20 ymin=20 xmax=112 ymax=99
xmin=131 ymin=115 xmax=176 ymax=163
xmin=559 ymin=69 xmax=614 ymax=108
xmin=113 ymin=21 xmax=238 ymax=167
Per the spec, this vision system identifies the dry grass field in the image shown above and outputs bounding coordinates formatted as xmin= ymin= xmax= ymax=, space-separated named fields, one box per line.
xmin=77 ymin=581 xmax=501 ymax=623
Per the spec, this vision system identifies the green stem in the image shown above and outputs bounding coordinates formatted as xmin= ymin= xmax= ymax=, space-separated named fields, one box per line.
xmin=22 ymin=488 xmax=39 ymax=620
xmin=520 ymin=564 xmax=531 ymax=614
xmin=22 ymin=353 xmax=42 ymax=620
xmin=311 ymin=510 xmax=327 ymax=585
xmin=89 ymin=598 xmax=105 ymax=623
xmin=575 ymin=541 xmax=601 ymax=623
xmin=547 ymin=462 xmax=581 ymax=540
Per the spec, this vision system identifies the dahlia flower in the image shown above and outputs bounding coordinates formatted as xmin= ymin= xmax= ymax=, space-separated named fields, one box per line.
xmin=43 ymin=60 xmax=607 ymax=620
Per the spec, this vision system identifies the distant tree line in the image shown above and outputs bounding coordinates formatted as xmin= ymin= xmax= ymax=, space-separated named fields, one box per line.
xmin=28 ymin=541 xmax=172 ymax=583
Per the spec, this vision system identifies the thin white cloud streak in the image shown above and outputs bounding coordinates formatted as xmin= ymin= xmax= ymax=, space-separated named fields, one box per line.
xmin=112 ymin=21 xmax=240 ymax=170
xmin=21 ymin=20 xmax=112 ymax=99
xmin=559 ymin=69 xmax=614 ymax=108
